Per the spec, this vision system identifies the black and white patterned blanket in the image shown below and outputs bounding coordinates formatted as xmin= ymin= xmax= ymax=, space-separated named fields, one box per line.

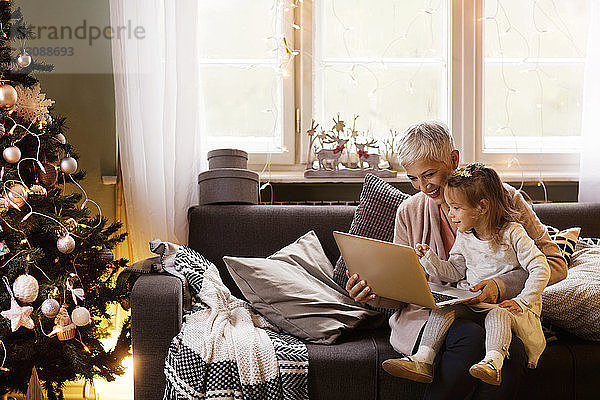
xmin=162 ymin=246 xmax=309 ymax=400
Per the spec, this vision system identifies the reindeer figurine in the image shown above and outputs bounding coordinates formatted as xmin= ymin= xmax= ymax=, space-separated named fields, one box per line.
xmin=355 ymin=139 xmax=380 ymax=170
xmin=317 ymin=134 xmax=349 ymax=170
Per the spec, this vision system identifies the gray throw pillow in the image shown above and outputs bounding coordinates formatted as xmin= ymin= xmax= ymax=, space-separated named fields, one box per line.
xmin=223 ymin=231 xmax=383 ymax=344
xmin=542 ymin=240 xmax=600 ymax=340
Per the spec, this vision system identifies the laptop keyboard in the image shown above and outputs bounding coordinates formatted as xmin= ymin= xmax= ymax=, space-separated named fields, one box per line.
xmin=432 ymin=292 xmax=458 ymax=304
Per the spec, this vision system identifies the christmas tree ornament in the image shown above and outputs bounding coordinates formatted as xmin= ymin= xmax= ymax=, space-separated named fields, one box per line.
xmin=71 ymin=306 xmax=91 ymax=326
xmin=54 ymin=304 xmax=76 ymax=340
xmin=39 ymin=162 xmax=58 ymax=187
xmin=57 ymin=233 xmax=75 ymax=254
xmin=3 ymin=145 xmax=21 ymax=163
xmin=6 ymin=182 xmax=28 ymax=208
xmin=13 ymin=273 xmax=39 ymax=303
xmin=1 ymin=277 xmax=34 ymax=331
xmin=55 ymin=133 xmax=66 ymax=144
xmin=42 ymin=298 xmax=61 ymax=318
xmin=99 ymin=247 xmax=114 ymax=264
xmin=26 ymin=367 xmax=45 ymax=400
xmin=28 ymin=184 xmax=47 ymax=196
xmin=16 ymin=51 xmax=32 ymax=68
xmin=0 ymin=240 xmax=9 ymax=256
xmin=0 ymin=83 xmax=17 ymax=110
xmin=60 ymin=156 xmax=78 ymax=174
xmin=12 ymin=83 xmax=55 ymax=122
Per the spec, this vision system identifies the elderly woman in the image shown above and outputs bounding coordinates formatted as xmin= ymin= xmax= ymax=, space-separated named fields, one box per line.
xmin=346 ymin=121 xmax=567 ymax=400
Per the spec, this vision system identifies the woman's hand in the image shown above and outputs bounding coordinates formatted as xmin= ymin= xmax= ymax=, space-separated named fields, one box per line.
xmin=414 ymin=243 xmax=430 ymax=258
xmin=345 ymin=271 xmax=376 ymax=304
xmin=464 ymin=279 xmax=500 ymax=304
xmin=345 ymin=271 xmax=405 ymax=309
xmin=499 ymin=299 xmax=523 ymax=314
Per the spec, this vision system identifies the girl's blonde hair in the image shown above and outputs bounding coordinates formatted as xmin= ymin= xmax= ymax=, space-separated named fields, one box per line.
xmin=445 ymin=163 xmax=520 ymax=244
xmin=398 ymin=121 xmax=456 ymax=168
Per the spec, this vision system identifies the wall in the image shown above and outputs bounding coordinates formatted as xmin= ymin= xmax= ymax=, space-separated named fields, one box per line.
xmin=15 ymin=0 xmax=117 ymax=222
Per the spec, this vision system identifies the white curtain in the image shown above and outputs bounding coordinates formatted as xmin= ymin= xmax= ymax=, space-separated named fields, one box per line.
xmin=109 ymin=0 xmax=206 ymax=260
xmin=579 ymin=0 xmax=600 ymax=202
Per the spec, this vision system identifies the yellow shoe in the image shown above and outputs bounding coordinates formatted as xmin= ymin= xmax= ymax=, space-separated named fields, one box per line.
xmin=469 ymin=360 xmax=502 ymax=386
xmin=382 ymin=357 xmax=433 ymax=383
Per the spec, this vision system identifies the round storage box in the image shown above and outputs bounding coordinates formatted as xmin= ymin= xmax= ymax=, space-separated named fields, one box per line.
xmin=198 ymin=168 xmax=259 ymax=205
xmin=207 ymin=149 xmax=248 ymax=170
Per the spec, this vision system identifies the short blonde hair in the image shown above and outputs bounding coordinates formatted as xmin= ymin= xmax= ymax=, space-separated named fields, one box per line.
xmin=398 ymin=121 xmax=456 ymax=167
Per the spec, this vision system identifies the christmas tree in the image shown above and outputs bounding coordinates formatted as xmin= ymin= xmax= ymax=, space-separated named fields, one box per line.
xmin=0 ymin=3 xmax=130 ymax=398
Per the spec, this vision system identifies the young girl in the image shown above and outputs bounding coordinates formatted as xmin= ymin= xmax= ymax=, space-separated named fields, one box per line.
xmin=382 ymin=163 xmax=550 ymax=386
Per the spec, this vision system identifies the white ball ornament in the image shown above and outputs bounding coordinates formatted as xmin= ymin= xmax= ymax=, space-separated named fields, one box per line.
xmin=57 ymin=234 xmax=76 ymax=254
xmin=60 ymin=157 xmax=78 ymax=174
xmin=17 ymin=51 xmax=32 ymax=68
xmin=13 ymin=274 xmax=39 ymax=303
xmin=41 ymin=298 xmax=61 ymax=318
xmin=71 ymin=306 xmax=91 ymax=326
xmin=55 ymin=133 xmax=66 ymax=144
xmin=3 ymin=145 xmax=21 ymax=163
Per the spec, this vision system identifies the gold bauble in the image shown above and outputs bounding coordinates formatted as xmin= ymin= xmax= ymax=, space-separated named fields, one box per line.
xmin=0 ymin=84 xmax=18 ymax=110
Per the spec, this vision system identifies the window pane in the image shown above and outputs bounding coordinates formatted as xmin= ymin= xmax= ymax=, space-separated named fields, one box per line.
xmin=201 ymin=65 xmax=282 ymax=150
xmin=314 ymin=0 xmax=449 ymax=142
xmin=198 ymin=0 xmax=278 ymax=59
xmin=482 ymin=0 xmax=590 ymax=152
xmin=198 ymin=1 xmax=290 ymax=156
xmin=316 ymin=64 xmax=445 ymax=134
xmin=484 ymin=0 xmax=590 ymax=59
xmin=320 ymin=0 xmax=446 ymax=58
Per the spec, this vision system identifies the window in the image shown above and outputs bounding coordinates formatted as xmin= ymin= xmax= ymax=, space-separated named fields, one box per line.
xmin=198 ymin=0 xmax=294 ymax=164
xmin=475 ymin=0 xmax=591 ymax=178
xmin=199 ymin=1 xmax=591 ymax=178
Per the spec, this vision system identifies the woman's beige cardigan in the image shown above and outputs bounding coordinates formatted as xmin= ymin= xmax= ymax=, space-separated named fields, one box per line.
xmin=388 ymin=184 xmax=567 ymax=355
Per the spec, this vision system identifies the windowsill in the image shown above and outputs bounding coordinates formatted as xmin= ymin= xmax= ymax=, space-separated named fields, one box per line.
xmin=256 ymin=169 xmax=579 ymax=184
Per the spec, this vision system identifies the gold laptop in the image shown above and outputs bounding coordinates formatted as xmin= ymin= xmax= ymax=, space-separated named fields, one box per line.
xmin=333 ymin=231 xmax=479 ymax=309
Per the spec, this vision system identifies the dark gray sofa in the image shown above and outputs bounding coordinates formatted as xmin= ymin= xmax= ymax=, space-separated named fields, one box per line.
xmin=131 ymin=202 xmax=600 ymax=400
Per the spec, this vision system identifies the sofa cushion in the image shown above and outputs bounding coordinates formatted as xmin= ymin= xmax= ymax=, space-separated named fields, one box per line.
xmin=332 ymin=174 xmax=410 ymax=289
xmin=542 ymin=241 xmax=600 ymax=340
xmin=224 ymin=231 xmax=383 ymax=344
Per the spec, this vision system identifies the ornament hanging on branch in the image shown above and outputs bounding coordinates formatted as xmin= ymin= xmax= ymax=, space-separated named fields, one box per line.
xmin=12 ymin=83 xmax=55 ymax=123
xmin=1 ymin=277 xmax=35 ymax=331
xmin=0 ymin=240 xmax=9 ymax=257
xmin=53 ymin=304 xmax=76 ymax=341
xmin=54 ymin=133 xmax=66 ymax=144
xmin=0 ymin=83 xmax=18 ymax=110
xmin=13 ymin=273 xmax=39 ymax=303
xmin=60 ymin=156 xmax=78 ymax=175
xmin=57 ymin=233 xmax=75 ymax=254
xmin=3 ymin=145 xmax=22 ymax=163
xmin=71 ymin=306 xmax=91 ymax=326
xmin=38 ymin=162 xmax=58 ymax=187
xmin=6 ymin=182 xmax=29 ymax=209
xmin=41 ymin=297 xmax=61 ymax=318
xmin=17 ymin=50 xmax=32 ymax=68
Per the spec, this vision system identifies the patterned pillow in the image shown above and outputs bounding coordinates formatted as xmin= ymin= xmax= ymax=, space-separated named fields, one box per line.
xmin=547 ymin=226 xmax=581 ymax=266
xmin=332 ymin=174 xmax=410 ymax=289
xmin=542 ymin=241 xmax=600 ymax=340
